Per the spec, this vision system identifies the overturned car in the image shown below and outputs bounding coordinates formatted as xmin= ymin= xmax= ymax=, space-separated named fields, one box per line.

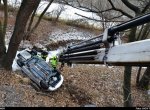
xmin=16 ymin=50 xmax=63 ymax=91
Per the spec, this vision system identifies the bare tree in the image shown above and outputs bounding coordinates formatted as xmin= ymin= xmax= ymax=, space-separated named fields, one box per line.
xmin=2 ymin=0 xmax=41 ymax=70
xmin=53 ymin=4 xmax=65 ymax=22
xmin=61 ymin=0 xmax=133 ymax=30
xmin=24 ymin=0 xmax=54 ymax=40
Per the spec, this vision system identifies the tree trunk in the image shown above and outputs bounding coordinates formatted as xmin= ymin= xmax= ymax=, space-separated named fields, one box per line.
xmin=138 ymin=67 xmax=150 ymax=90
xmin=23 ymin=1 xmax=40 ymax=40
xmin=27 ymin=9 xmax=37 ymax=32
xmin=3 ymin=0 xmax=8 ymax=37
xmin=136 ymin=25 xmax=144 ymax=41
xmin=25 ymin=0 xmax=54 ymax=40
xmin=3 ymin=0 xmax=41 ymax=70
xmin=136 ymin=24 xmax=150 ymax=89
xmin=128 ymin=27 xmax=137 ymax=42
xmin=141 ymin=23 xmax=150 ymax=40
xmin=0 ymin=21 xmax=6 ymax=58
xmin=0 ymin=0 xmax=7 ymax=62
xmin=123 ymin=26 xmax=137 ymax=107
xmin=136 ymin=66 xmax=142 ymax=87
xmin=123 ymin=66 xmax=132 ymax=107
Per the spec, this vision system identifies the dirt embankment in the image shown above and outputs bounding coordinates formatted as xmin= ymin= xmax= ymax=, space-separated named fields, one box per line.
xmin=0 ymin=65 xmax=149 ymax=107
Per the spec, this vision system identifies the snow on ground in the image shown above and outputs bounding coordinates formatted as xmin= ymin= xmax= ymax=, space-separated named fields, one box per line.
xmin=49 ymin=27 xmax=95 ymax=42
xmin=5 ymin=44 xmax=21 ymax=72
xmin=7 ymin=0 xmax=104 ymax=29
xmin=7 ymin=0 xmax=22 ymax=8
xmin=12 ymin=51 xmax=21 ymax=71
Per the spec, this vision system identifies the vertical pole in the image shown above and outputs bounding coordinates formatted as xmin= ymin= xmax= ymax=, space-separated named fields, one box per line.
xmin=123 ymin=66 xmax=132 ymax=107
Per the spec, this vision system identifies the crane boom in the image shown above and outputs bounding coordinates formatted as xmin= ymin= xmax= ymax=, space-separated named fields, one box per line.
xmin=59 ymin=13 xmax=150 ymax=67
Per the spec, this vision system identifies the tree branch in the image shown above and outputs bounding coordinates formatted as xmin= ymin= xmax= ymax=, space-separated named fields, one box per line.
xmin=61 ymin=0 xmax=112 ymax=14
xmin=75 ymin=13 xmax=124 ymax=22
xmin=108 ymin=0 xmax=133 ymax=18
xmin=30 ymin=0 xmax=54 ymax=33
xmin=121 ymin=0 xmax=141 ymax=14
xmin=3 ymin=0 xmax=8 ymax=37
xmin=107 ymin=15 xmax=123 ymax=20
xmin=27 ymin=0 xmax=40 ymax=32
xmin=142 ymin=1 xmax=150 ymax=13
xmin=62 ymin=0 xmax=133 ymax=20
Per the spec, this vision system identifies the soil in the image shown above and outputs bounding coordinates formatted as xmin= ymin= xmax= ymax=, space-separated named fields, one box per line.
xmin=0 ymin=66 xmax=149 ymax=107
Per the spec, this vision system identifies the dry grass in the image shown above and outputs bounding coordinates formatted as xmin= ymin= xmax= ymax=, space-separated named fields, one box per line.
xmin=37 ymin=14 xmax=102 ymax=31
xmin=0 ymin=65 xmax=149 ymax=107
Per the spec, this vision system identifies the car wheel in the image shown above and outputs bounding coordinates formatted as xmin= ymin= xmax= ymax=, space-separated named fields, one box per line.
xmin=17 ymin=60 xmax=24 ymax=67
xmin=40 ymin=80 xmax=49 ymax=90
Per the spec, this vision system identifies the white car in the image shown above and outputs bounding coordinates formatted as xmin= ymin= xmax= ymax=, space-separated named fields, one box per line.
xmin=17 ymin=50 xmax=63 ymax=91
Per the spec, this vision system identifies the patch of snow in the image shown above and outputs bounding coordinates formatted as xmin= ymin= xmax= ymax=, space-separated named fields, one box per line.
xmin=34 ymin=43 xmax=45 ymax=49
xmin=46 ymin=49 xmax=62 ymax=63
xmin=5 ymin=45 xmax=9 ymax=52
xmin=49 ymin=27 xmax=94 ymax=42
xmin=19 ymin=40 xmax=33 ymax=49
xmin=5 ymin=31 xmax=13 ymax=45
xmin=7 ymin=0 xmax=22 ymax=8
xmin=48 ymin=49 xmax=61 ymax=58
xmin=142 ymin=67 xmax=147 ymax=69
xmin=12 ymin=51 xmax=21 ymax=72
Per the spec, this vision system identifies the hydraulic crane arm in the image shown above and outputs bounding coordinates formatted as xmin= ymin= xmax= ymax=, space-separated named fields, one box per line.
xmin=59 ymin=13 xmax=150 ymax=67
xmin=59 ymin=39 xmax=150 ymax=66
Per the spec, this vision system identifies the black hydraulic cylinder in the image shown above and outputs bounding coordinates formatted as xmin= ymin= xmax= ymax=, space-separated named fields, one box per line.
xmin=62 ymin=50 xmax=98 ymax=58
xmin=70 ymin=34 xmax=103 ymax=48
xmin=60 ymin=55 xmax=95 ymax=61
xmin=65 ymin=40 xmax=103 ymax=54
xmin=108 ymin=13 xmax=150 ymax=36
xmin=65 ymin=43 xmax=101 ymax=54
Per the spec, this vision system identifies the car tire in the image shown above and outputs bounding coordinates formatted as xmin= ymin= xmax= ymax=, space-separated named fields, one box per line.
xmin=17 ymin=60 xmax=24 ymax=67
xmin=40 ymin=80 xmax=49 ymax=90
